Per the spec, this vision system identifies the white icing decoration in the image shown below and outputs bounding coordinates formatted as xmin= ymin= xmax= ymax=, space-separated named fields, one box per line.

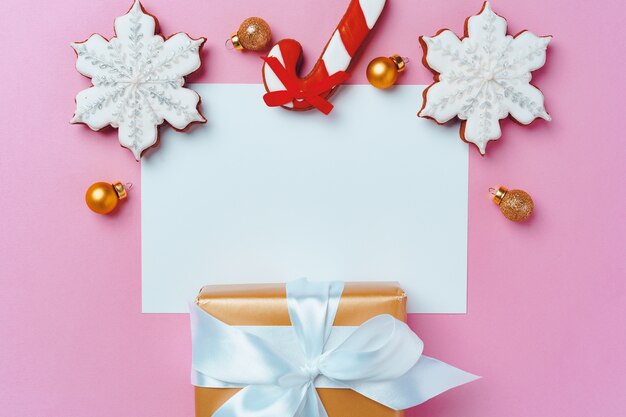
xmin=322 ymin=31 xmax=352 ymax=74
xmin=71 ymin=0 xmax=206 ymax=160
xmin=419 ymin=2 xmax=551 ymax=154
xmin=359 ymin=0 xmax=386 ymax=29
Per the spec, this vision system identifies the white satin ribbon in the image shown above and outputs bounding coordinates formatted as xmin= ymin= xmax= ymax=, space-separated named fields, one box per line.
xmin=191 ymin=279 xmax=478 ymax=417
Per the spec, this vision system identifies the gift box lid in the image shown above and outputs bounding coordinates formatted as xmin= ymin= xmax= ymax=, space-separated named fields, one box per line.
xmin=195 ymin=281 xmax=406 ymax=326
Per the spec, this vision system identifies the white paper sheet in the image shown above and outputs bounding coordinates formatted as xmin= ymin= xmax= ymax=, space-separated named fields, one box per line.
xmin=142 ymin=84 xmax=467 ymax=313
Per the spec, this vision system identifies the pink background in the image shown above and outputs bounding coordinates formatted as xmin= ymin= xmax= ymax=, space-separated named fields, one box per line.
xmin=1 ymin=0 xmax=625 ymax=416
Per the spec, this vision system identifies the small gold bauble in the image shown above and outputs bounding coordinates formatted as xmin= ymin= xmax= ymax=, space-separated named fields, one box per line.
xmin=492 ymin=186 xmax=534 ymax=222
xmin=231 ymin=17 xmax=271 ymax=51
xmin=85 ymin=181 xmax=127 ymax=214
xmin=366 ymin=55 xmax=406 ymax=89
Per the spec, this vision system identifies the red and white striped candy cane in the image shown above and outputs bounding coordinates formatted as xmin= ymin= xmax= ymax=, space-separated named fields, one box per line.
xmin=262 ymin=0 xmax=387 ymax=114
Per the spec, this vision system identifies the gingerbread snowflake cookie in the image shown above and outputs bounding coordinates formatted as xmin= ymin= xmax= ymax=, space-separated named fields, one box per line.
xmin=418 ymin=2 xmax=551 ymax=154
xmin=71 ymin=0 xmax=206 ymax=160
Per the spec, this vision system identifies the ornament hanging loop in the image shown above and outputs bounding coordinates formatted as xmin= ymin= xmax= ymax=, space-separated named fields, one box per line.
xmin=225 ymin=37 xmax=236 ymax=50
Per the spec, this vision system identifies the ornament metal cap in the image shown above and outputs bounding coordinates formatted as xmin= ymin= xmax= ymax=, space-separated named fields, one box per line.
xmin=491 ymin=186 xmax=508 ymax=205
xmin=390 ymin=55 xmax=407 ymax=72
xmin=112 ymin=181 xmax=128 ymax=200
xmin=229 ymin=33 xmax=244 ymax=50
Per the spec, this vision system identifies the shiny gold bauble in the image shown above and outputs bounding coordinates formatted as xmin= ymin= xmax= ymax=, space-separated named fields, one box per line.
xmin=85 ymin=181 xmax=128 ymax=214
xmin=492 ymin=186 xmax=534 ymax=222
xmin=366 ymin=55 xmax=406 ymax=89
xmin=231 ymin=17 xmax=271 ymax=51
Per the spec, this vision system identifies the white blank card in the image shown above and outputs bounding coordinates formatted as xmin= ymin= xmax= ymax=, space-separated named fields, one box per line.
xmin=142 ymin=84 xmax=467 ymax=313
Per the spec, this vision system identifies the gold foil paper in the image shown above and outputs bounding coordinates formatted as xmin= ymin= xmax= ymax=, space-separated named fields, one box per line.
xmin=194 ymin=282 xmax=407 ymax=417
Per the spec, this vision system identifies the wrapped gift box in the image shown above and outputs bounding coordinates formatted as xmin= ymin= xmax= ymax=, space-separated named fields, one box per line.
xmin=194 ymin=282 xmax=406 ymax=417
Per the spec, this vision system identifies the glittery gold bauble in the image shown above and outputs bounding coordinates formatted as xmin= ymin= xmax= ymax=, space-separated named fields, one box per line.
xmin=366 ymin=55 xmax=406 ymax=89
xmin=231 ymin=17 xmax=271 ymax=51
xmin=85 ymin=181 xmax=128 ymax=214
xmin=492 ymin=186 xmax=534 ymax=222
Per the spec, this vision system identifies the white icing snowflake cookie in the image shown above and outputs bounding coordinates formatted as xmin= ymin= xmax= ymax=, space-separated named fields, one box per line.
xmin=71 ymin=0 xmax=206 ymax=160
xmin=418 ymin=2 xmax=551 ymax=154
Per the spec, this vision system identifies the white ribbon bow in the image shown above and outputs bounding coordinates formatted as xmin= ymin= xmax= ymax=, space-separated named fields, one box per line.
xmin=191 ymin=279 xmax=477 ymax=417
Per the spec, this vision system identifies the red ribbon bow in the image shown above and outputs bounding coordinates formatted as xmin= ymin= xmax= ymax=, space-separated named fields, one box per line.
xmin=262 ymin=56 xmax=351 ymax=115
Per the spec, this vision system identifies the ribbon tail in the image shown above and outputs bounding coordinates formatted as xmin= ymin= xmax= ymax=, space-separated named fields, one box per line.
xmin=297 ymin=384 xmax=329 ymax=417
xmin=306 ymin=71 xmax=350 ymax=114
xmin=314 ymin=389 xmax=329 ymax=417
xmin=263 ymin=90 xmax=333 ymax=114
xmin=344 ymin=355 xmax=480 ymax=410
xmin=263 ymin=90 xmax=296 ymax=107
xmin=305 ymin=95 xmax=334 ymax=115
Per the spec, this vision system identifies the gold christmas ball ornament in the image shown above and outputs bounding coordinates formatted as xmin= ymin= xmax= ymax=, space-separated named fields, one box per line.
xmin=229 ymin=17 xmax=272 ymax=51
xmin=85 ymin=181 xmax=130 ymax=215
xmin=490 ymin=186 xmax=534 ymax=222
xmin=366 ymin=55 xmax=407 ymax=89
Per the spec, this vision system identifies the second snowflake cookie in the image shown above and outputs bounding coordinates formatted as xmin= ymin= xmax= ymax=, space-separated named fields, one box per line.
xmin=418 ymin=2 xmax=551 ymax=155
